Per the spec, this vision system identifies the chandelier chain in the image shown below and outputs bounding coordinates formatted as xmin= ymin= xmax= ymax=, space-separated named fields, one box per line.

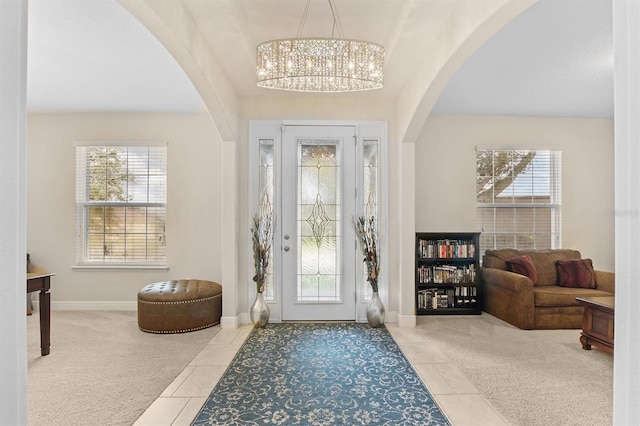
xmin=328 ymin=0 xmax=345 ymax=39
xmin=296 ymin=0 xmax=311 ymax=39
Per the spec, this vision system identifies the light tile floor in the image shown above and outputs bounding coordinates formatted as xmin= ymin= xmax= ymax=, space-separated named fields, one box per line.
xmin=133 ymin=322 xmax=509 ymax=426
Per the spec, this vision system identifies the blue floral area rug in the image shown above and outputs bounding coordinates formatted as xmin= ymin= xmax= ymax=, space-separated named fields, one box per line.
xmin=191 ymin=322 xmax=450 ymax=425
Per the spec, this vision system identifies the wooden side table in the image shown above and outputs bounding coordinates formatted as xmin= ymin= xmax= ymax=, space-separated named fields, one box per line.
xmin=27 ymin=272 xmax=54 ymax=356
xmin=576 ymin=296 xmax=614 ymax=355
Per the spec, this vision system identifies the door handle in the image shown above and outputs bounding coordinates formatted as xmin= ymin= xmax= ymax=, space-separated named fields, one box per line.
xmin=284 ymin=246 xmax=290 ymax=252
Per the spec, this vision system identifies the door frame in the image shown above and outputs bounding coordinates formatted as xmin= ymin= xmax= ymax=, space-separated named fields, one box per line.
xmin=248 ymin=120 xmax=388 ymax=323
xmin=280 ymin=124 xmax=357 ymax=321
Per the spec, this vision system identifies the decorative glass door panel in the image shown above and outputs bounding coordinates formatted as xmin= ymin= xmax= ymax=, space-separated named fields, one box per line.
xmin=282 ymin=126 xmax=356 ymax=320
xmin=298 ymin=141 xmax=341 ymax=301
xmin=258 ymin=138 xmax=275 ymax=301
xmin=361 ymin=139 xmax=379 ymax=302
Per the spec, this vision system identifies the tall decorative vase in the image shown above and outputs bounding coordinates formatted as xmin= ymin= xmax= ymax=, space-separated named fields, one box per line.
xmin=366 ymin=291 xmax=385 ymax=328
xmin=250 ymin=291 xmax=270 ymax=328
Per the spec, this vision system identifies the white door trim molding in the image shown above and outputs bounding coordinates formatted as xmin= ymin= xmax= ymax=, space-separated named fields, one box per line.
xmin=248 ymin=120 xmax=388 ymax=323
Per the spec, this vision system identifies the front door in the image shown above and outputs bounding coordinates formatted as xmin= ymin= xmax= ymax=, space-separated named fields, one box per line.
xmin=280 ymin=125 xmax=357 ymax=320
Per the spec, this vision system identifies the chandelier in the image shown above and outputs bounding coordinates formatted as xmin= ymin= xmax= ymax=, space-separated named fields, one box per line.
xmin=256 ymin=0 xmax=385 ymax=93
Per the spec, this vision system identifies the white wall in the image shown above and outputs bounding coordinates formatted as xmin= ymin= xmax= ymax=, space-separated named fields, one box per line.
xmin=25 ymin=111 xmax=615 ymax=318
xmin=416 ymin=115 xmax=615 ymax=272
xmin=26 ymin=98 xmax=403 ymax=318
xmin=26 ymin=112 xmax=224 ymax=308
xmin=0 ymin=0 xmax=28 ymax=422
xmin=613 ymin=1 xmax=640 ymax=421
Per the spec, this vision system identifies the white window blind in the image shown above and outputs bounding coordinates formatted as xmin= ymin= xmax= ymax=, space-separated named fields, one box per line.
xmin=476 ymin=149 xmax=562 ymax=253
xmin=76 ymin=145 xmax=167 ymax=265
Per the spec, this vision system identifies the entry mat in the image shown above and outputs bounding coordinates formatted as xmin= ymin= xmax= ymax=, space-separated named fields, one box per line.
xmin=191 ymin=322 xmax=451 ymax=425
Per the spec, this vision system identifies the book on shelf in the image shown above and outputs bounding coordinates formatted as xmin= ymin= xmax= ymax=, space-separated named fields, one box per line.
xmin=418 ymin=239 xmax=476 ymax=259
xmin=417 ymin=286 xmax=477 ymax=310
xmin=417 ymin=264 xmax=476 ymax=284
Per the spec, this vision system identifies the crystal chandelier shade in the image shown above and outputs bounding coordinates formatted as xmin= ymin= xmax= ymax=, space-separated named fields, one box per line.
xmin=255 ymin=0 xmax=384 ymax=93
xmin=256 ymin=37 xmax=385 ymax=92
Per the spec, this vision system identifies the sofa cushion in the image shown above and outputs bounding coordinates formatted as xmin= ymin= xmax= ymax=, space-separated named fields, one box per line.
xmin=556 ymin=258 xmax=597 ymax=289
xmin=534 ymin=286 xmax=612 ymax=307
xmin=524 ymin=250 xmax=582 ymax=286
xmin=506 ymin=254 xmax=538 ymax=285
xmin=483 ymin=249 xmax=525 ymax=270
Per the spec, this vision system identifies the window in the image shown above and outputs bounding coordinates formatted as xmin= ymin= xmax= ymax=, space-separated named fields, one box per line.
xmin=76 ymin=144 xmax=167 ymax=265
xmin=476 ymin=149 xmax=561 ymax=253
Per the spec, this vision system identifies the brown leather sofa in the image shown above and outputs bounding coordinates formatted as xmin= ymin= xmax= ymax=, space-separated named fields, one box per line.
xmin=481 ymin=249 xmax=615 ymax=329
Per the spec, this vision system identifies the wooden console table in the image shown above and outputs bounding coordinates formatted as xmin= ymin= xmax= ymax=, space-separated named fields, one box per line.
xmin=27 ymin=272 xmax=54 ymax=356
xmin=576 ymin=296 xmax=614 ymax=355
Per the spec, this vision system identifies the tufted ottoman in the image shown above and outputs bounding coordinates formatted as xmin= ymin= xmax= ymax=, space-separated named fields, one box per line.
xmin=137 ymin=279 xmax=222 ymax=334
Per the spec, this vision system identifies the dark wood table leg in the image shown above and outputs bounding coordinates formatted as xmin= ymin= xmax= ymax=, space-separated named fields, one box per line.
xmin=38 ymin=277 xmax=51 ymax=356
xmin=580 ymin=334 xmax=591 ymax=350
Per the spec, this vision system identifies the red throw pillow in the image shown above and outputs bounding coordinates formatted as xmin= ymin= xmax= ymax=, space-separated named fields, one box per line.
xmin=556 ymin=258 xmax=596 ymax=289
xmin=506 ymin=255 xmax=538 ymax=285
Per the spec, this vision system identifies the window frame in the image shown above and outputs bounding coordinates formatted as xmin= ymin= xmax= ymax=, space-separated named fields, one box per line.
xmin=476 ymin=148 xmax=562 ymax=252
xmin=74 ymin=142 xmax=168 ymax=270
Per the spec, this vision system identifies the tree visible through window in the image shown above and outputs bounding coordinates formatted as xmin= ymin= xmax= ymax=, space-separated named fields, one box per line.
xmin=76 ymin=145 xmax=167 ymax=264
xmin=476 ymin=149 xmax=562 ymax=253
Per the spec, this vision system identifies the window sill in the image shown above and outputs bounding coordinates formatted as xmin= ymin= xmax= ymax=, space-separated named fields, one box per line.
xmin=72 ymin=264 xmax=169 ymax=272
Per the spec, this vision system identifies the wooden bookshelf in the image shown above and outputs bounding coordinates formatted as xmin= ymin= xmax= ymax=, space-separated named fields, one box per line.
xmin=415 ymin=232 xmax=481 ymax=315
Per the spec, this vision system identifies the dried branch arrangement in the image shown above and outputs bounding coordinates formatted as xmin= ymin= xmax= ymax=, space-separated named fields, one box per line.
xmin=353 ymin=215 xmax=380 ymax=293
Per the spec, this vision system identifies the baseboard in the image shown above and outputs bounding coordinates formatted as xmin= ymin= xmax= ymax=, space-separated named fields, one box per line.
xmin=40 ymin=301 xmax=138 ymax=311
xmin=220 ymin=316 xmax=240 ymax=329
xmin=236 ymin=312 xmax=399 ymax=325
xmin=239 ymin=312 xmax=251 ymax=325
xmin=35 ymin=303 xmax=404 ymax=326
xmin=397 ymin=314 xmax=417 ymax=328
xmin=385 ymin=310 xmax=399 ymax=324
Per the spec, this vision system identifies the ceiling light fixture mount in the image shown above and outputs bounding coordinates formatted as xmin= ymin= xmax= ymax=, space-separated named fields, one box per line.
xmin=256 ymin=0 xmax=384 ymax=93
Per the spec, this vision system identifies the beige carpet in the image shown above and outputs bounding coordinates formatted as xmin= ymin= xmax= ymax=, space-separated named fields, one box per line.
xmin=418 ymin=314 xmax=613 ymax=426
xmin=27 ymin=311 xmax=612 ymax=426
xmin=27 ymin=310 xmax=219 ymax=426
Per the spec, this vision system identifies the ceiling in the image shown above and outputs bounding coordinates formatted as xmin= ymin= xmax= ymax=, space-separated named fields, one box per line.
xmin=26 ymin=0 xmax=613 ymax=118
xmin=432 ymin=0 xmax=613 ymax=118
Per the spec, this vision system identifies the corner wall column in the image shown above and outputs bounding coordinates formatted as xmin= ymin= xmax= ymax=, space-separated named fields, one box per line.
xmin=0 ymin=0 xmax=28 ymax=423
xmin=613 ymin=1 xmax=640 ymax=424
xmin=398 ymin=141 xmax=416 ymax=327
xmin=220 ymin=139 xmax=239 ymax=328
